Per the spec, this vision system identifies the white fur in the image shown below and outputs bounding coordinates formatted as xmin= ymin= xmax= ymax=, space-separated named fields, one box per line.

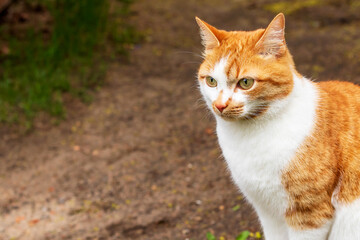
xmin=288 ymin=221 xmax=332 ymax=240
xmin=328 ymin=198 xmax=360 ymax=239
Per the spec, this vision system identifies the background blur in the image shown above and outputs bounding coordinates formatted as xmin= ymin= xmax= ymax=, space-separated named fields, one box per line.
xmin=0 ymin=0 xmax=359 ymax=239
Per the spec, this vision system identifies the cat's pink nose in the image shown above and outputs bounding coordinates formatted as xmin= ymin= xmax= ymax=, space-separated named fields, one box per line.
xmin=215 ymin=103 xmax=228 ymax=113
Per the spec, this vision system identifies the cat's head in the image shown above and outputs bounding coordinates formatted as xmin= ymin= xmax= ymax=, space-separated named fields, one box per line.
xmin=196 ymin=13 xmax=297 ymax=121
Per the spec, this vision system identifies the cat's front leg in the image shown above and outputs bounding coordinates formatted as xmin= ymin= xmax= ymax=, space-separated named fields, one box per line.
xmin=257 ymin=212 xmax=288 ymax=240
xmin=287 ymin=221 xmax=332 ymax=240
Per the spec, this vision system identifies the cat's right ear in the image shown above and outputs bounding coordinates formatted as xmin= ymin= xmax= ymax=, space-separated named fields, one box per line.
xmin=195 ymin=17 xmax=222 ymax=50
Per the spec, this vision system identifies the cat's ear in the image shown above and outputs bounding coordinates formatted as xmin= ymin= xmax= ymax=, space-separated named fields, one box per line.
xmin=195 ymin=17 xmax=222 ymax=50
xmin=255 ymin=13 xmax=286 ymax=57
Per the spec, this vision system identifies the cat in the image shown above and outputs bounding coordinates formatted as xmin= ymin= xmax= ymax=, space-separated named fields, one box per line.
xmin=195 ymin=13 xmax=360 ymax=240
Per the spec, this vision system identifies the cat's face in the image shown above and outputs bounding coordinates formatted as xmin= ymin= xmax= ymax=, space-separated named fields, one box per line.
xmin=197 ymin=14 xmax=295 ymax=121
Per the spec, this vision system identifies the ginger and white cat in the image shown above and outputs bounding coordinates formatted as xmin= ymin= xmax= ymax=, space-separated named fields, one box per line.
xmin=196 ymin=13 xmax=360 ymax=240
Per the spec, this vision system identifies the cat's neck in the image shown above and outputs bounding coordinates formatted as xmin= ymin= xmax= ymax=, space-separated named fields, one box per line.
xmin=215 ymin=73 xmax=318 ymax=133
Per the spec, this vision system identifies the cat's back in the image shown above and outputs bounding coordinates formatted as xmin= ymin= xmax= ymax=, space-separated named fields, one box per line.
xmin=316 ymin=80 xmax=360 ymax=203
xmin=317 ymin=80 xmax=360 ymax=106
xmin=313 ymin=80 xmax=360 ymax=146
xmin=315 ymin=80 xmax=360 ymax=139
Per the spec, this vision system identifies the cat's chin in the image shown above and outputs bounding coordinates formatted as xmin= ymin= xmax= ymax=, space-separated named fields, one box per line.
xmin=215 ymin=112 xmax=261 ymax=122
xmin=221 ymin=117 xmax=240 ymax=122
xmin=214 ymin=113 xmax=242 ymax=122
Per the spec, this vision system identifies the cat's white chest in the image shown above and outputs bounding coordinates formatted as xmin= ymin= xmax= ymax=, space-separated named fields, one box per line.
xmin=217 ymin=119 xmax=297 ymax=215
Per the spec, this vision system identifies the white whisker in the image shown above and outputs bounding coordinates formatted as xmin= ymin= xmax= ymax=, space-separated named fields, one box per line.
xmin=173 ymin=50 xmax=204 ymax=59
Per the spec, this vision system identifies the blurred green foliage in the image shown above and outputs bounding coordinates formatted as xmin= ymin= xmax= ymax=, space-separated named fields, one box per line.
xmin=264 ymin=0 xmax=323 ymax=15
xmin=0 ymin=0 xmax=141 ymax=127
xmin=264 ymin=0 xmax=359 ymax=15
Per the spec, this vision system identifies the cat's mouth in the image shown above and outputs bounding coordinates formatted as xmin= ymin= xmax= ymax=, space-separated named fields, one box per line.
xmin=212 ymin=104 xmax=244 ymax=120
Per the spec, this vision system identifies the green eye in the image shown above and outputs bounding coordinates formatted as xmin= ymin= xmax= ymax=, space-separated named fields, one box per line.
xmin=238 ymin=77 xmax=255 ymax=90
xmin=206 ymin=76 xmax=217 ymax=87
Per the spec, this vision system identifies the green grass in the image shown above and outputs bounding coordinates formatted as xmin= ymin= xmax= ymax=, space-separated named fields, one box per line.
xmin=0 ymin=0 xmax=140 ymax=127
xmin=206 ymin=230 xmax=261 ymax=240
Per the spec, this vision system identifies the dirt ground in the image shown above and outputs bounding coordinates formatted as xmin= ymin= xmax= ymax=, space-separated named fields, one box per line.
xmin=0 ymin=0 xmax=360 ymax=239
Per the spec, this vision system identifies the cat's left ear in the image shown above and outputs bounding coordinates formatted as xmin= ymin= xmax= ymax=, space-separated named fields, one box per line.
xmin=255 ymin=13 xmax=286 ymax=57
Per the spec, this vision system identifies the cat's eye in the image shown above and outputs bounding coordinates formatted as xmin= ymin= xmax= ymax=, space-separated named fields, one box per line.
xmin=238 ymin=77 xmax=255 ymax=90
xmin=205 ymin=76 xmax=217 ymax=87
